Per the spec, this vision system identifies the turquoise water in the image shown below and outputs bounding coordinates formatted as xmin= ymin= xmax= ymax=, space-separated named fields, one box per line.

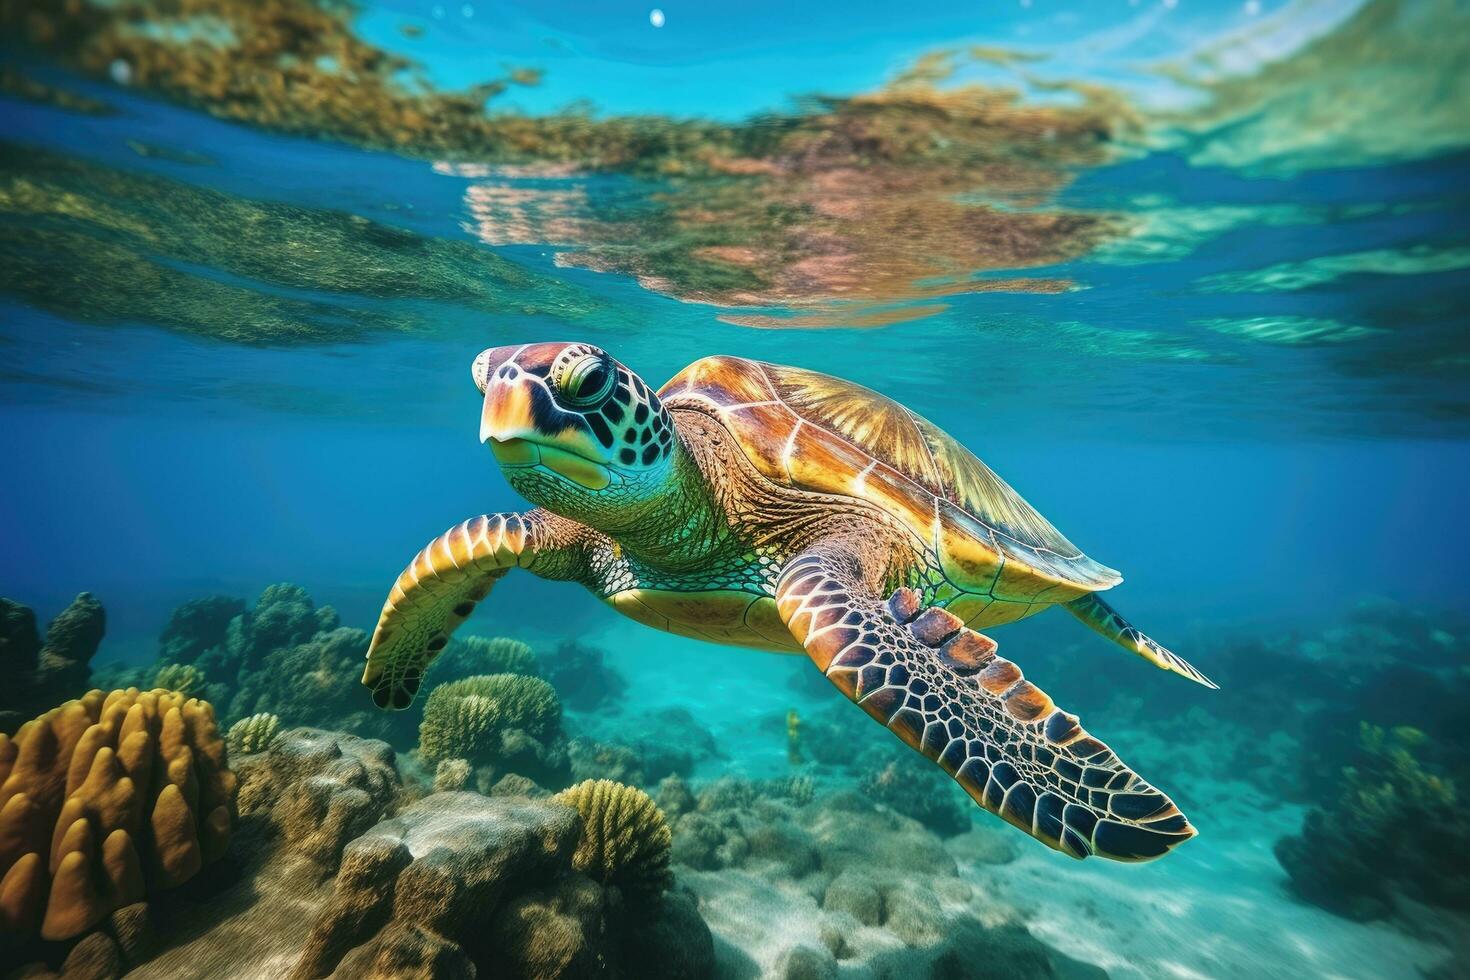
xmin=1 ymin=1 xmax=1468 ymax=977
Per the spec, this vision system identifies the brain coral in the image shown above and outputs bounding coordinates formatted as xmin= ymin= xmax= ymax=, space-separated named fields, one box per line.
xmin=552 ymin=779 xmax=673 ymax=901
xmin=418 ymin=674 xmax=561 ymax=764
xmin=0 ymin=688 xmax=236 ymax=941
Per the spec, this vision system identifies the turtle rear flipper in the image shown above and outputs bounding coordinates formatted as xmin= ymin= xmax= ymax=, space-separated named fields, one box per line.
xmin=1064 ymin=594 xmax=1217 ymax=689
xmin=776 ymin=541 xmax=1196 ymax=862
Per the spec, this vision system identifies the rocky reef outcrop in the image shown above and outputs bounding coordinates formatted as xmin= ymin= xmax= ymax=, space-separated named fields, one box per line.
xmin=0 ymin=594 xmax=106 ymax=734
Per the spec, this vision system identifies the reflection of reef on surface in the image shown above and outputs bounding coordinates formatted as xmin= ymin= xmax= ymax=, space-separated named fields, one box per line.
xmin=4 ymin=0 xmax=1128 ymax=325
xmin=0 ymin=142 xmax=607 ymax=344
xmin=1154 ymin=0 xmax=1470 ymax=174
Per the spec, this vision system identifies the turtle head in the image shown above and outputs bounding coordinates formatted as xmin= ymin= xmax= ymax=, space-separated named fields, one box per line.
xmin=472 ymin=342 xmax=679 ymax=524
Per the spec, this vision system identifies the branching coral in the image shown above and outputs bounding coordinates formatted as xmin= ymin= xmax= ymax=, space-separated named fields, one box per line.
xmin=552 ymin=779 xmax=673 ymax=902
xmin=225 ymin=713 xmax=280 ymax=756
xmin=0 ymin=688 xmax=235 ymax=941
xmin=418 ymin=674 xmax=562 ymax=765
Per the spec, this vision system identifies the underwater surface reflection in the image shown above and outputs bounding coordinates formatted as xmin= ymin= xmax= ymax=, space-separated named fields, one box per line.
xmin=0 ymin=0 xmax=1468 ymax=977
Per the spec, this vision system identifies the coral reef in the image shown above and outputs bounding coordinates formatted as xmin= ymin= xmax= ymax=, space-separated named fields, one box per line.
xmin=433 ymin=757 xmax=472 ymax=793
xmin=225 ymin=713 xmax=280 ymax=757
xmin=540 ymin=640 xmax=627 ymax=711
xmin=157 ymin=595 xmax=244 ymax=666
xmin=1276 ymin=724 xmax=1470 ymax=920
xmin=664 ymin=777 xmax=1100 ymax=977
xmin=0 ymin=688 xmax=235 ymax=944
xmin=860 ymin=758 xmax=971 ymax=838
xmin=418 ymin=674 xmax=568 ymax=787
xmin=572 ymin=706 xmax=721 ymax=785
xmin=0 ymin=593 xmax=106 ymax=733
xmin=431 ymin=634 xmax=539 ymax=682
xmin=204 ymin=586 xmax=415 ymax=749
xmin=152 ymin=662 xmax=207 ymax=699
xmin=552 ymin=779 xmax=674 ymax=901
xmin=290 ymin=789 xmax=711 ymax=979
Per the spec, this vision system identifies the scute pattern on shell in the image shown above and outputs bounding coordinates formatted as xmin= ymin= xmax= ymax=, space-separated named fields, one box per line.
xmin=658 ymin=356 xmax=1121 ymax=592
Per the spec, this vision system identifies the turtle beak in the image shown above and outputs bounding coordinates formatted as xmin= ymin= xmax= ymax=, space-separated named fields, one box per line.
xmin=479 ymin=384 xmax=613 ymax=490
xmin=479 ymin=382 xmax=536 ymax=447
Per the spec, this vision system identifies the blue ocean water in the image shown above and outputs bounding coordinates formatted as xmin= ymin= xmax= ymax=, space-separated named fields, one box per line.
xmin=1 ymin=1 xmax=1468 ymax=977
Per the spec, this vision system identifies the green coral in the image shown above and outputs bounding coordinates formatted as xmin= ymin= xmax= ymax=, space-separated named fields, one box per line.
xmin=153 ymin=661 xmax=207 ymax=698
xmin=1275 ymin=724 xmax=1470 ymax=919
xmin=418 ymin=674 xmax=562 ymax=764
xmin=552 ymin=779 xmax=673 ymax=902
xmin=226 ymin=712 xmax=281 ymax=755
xmin=432 ymin=635 xmax=539 ymax=682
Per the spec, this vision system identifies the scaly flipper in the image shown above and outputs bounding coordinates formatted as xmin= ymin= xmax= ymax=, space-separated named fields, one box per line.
xmin=776 ymin=534 xmax=1196 ymax=861
xmin=1065 ymin=594 xmax=1217 ymax=690
xmin=361 ymin=510 xmax=591 ymax=710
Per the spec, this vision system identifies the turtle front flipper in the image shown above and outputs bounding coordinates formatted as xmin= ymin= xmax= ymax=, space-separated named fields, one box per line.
xmin=775 ymin=535 xmax=1196 ymax=862
xmin=362 ymin=510 xmax=592 ymax=710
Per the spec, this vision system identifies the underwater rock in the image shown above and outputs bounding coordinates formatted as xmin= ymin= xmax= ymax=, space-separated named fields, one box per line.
xmin=234 ymin=727 xmax=399 ymax=868
xmin=539 ymin=640 xmax=627 ymax=712
xmin=291 ymin=789 xmax=712 ymax=979
xmin=433 ymin=757 xmax=473 ymax=793
xmin=418 ymin=674 xmax=569 ymax=787
xmin=157 ymin=595 xmax=244 ymax=665
xmin=0 ymin=594 xmax=106 ymax=734
xmin=672 ymin=779 xmax=1097 ymax=979
xmin=225 ymin=712 xmax=281 ymax=757
xmin=551 ymin=779 xmax=673 ymax=902
xmin=1275 ymin=724 xmax=1470 ymax=920
xmin=0 ymin=687 xmax=234 ymax=945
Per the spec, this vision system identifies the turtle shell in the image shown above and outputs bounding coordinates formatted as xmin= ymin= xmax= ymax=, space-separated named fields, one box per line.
xmin=659 ymin=356 xmax=1121 ymax=604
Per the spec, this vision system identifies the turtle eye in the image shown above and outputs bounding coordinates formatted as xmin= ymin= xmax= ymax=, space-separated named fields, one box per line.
xmin=554 ymin=350 xmax=617 ymax=409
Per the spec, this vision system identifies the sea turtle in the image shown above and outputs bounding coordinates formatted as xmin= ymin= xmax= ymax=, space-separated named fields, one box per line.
xmin=363 ymin=342 xmax=1215 ymax=861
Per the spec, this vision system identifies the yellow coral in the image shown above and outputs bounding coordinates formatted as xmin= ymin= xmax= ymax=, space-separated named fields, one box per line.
xmin=225 ymin=712 xmax=280 ymax=756
xmin=0 ymin=688 xmax=236 ymax=941
xmin=552 ymin=779 xmax=672 ymax=901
